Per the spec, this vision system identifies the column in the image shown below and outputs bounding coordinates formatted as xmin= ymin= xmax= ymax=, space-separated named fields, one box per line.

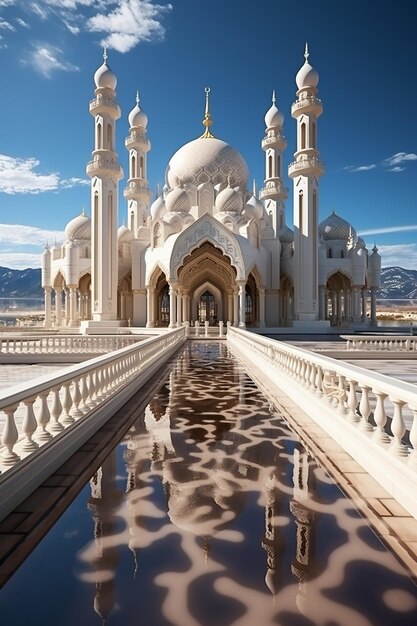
xmin=370 ymin=287 xmax=377 ymax=326
xmin=176 ymin=292 xmax=182 ymax=326
xmin=183 ymin=293 xmax=190 ymax=323
xmin=238 ymin=283 xmax=246 ymax=328
xmin=318 ymin=286 xmax=325 ymax=321
xmin=233 ymin=289 xmax=239 ymax=327
xmin=259 ymin=289 xmax=265 ymax=328
xmin=44 ymin=287 xmax=52 ymax=328
xmin=227 ymin=291 xmax=233 ymax=325
xmin=55 ymin=289 xmax=62 ymax=326
xmin=69 ymin=286 xmax=78 ymax=327
xmin=352 ymin=287 xmax=361 ymax=323
xmin=64 ymin=289 xmax=69 ymax=325
xmin=361 ymin=289 xmax=367 ymax=322
xmin=169 ymin=285 xmax=176 ymax=328
xmin=146 ymin=287 xmax=153 ymax=327
xmin=336 ymin=290 xmax=342 ymax=325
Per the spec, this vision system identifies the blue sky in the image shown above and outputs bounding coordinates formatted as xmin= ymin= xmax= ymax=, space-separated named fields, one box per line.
xmin=0 ymin=0 xmax=416 ymax=269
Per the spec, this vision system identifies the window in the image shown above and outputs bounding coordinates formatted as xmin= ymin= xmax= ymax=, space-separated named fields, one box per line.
xmin=160 ymin=284 xmax=170 ymax=325
xmin=301 ymin=122 xmax=306 ymax=150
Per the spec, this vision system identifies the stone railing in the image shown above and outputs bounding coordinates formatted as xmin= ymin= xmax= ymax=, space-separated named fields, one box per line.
xmin=291 ymin=95 xmax=322 ymax=114
xmin=227 ymin=327 xmax=417 ymax=519
xmin=342 ymin=335 xmax=417 ymax=351
xmin=185 ymin=321 xmax=227 ymax=338
xmin=86 ymin=158 xmax=121 ymax=175
xmin=0 ymin=327 xmax=186 ymax=519
xmin=288 ymin=157 xmax=324 ymax=177
xmin=0 ymin=335 xmax=140 ymax=357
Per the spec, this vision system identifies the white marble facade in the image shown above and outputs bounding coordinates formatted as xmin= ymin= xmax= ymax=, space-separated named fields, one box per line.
xmin=41 ymin=45 xmax=381 ymax=330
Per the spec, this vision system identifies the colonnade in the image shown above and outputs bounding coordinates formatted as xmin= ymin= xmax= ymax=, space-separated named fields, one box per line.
xmin=146 ymin=281 xmax=266 ymax=329
xmin=319 ymin=285 xmax=377 ymax=326
xmin=44 ymin=287 xmax=92 ymax=328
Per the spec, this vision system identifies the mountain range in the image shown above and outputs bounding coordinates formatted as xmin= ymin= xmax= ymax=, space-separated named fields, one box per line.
xmin=0 ymin=266 xmax=416 ymax=300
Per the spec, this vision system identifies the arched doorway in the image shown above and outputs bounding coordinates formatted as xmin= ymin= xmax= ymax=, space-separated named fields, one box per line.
xmin=198 ymin=290 xmax=217 ymax=324
xmin=280 ymin=274 xmax=294 ymax=326
xmin=325 ymin=271 xmax=352 ymax=326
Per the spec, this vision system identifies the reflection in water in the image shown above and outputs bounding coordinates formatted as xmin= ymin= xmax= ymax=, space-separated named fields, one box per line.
xmin=2 ymin=343 xmax=417 ymax=626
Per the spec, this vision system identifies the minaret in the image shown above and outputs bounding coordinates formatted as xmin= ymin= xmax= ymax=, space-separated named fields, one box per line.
xmin=288 ymin=44 xmax=324 ymax=323
xmin=124 ymin=92 xmax=151 ymax=234
xmin=86 ymin=47 xmax=123 ymax=323
xmin=260 ymin=90 xmax=288 ymax=236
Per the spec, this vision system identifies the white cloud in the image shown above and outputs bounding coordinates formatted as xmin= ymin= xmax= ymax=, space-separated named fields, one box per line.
xmin=386 ymin=166 xmax=405 ymax=173
xmin=87 ymin=0 xmax=173 ymax=53
xmin=0 ymin=18 xmax=14 ymax=30
xmin=343 ymin=164 xmax=376 ymax=173
xmin=384 ymin=152 xmax=417 ymax=167
xmin=370 ymin=243 xmax=417 ymax=269
xmin=61 ymin=177 xmax=89 ymax=188
xmin=0 ymin=224 xmax=65 ymax=247
xmin=29 ymin=2 xmax=48 ymax=19
xmin=0 ymin=154 xmax=59 ymax=194
xmin=359 ymin=224 xmax=417 ymax=237
xmin=0 ymin=252 xmax=43 ymax=269
xmin=64 ymin=20 xmax=80 ymax=34
xmin=16 ymin=17 xmax=30 ymax=28
xmin=24 ymin=43 xmax=80 ymax=77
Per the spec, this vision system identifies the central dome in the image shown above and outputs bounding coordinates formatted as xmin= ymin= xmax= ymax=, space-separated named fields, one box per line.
xmin=166 ymin=137 xmax=249 ymax=189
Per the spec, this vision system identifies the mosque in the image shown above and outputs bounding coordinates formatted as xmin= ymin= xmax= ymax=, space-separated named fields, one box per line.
xmin=41 ymin=45 xmax=381 ymax=331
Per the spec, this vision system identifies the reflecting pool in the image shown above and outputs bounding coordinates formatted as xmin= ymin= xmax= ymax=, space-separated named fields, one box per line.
xmin=1 ymin=342 xmax=417 ymax=625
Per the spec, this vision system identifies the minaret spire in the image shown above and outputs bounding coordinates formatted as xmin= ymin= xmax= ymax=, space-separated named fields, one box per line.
xmin=201 ymin=86 xmax=215 ymax=138
xmin=103 ymin=43 xmax=108 ymax=63
xmin=304 ymin=42 xmax=309 ymax=63
xmin=272 ymin=89 xmax=276 ymax=105
xmin=136 ymin=90 xmax=140 ymax=105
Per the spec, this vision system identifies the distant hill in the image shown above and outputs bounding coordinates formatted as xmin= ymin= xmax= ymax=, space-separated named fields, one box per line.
xmin=0 ymin=267 xmax=42 ymax=297
xmin=379 ymin=267 xmax=417 ymax=300
xmin=0 ymin=265 xmax=416 ymax=300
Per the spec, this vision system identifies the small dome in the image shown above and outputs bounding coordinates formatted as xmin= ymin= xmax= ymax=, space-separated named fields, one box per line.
xmin=278 ymin=224 xmax=294 ymax=243
xmin=128 ymin=95 xmax=148 ymax=129
xmin=117 ymin=225 xmax=133 ymax=242
xmin=94 ymin=60 xmax=117 ymax=90
xmin=243 ymin=193 xmax=263 ymax=221
xmin=265 ymin=93 xmax=284 ymax=128
xmin=65 ymin=212 xmax=91 ymax=241
xmin=215 ymin=185 xmax=243 ymax=214
xmin=165 ymin=187 xmax=191 ymax=214
xmin=150 ymin=195 xmax=167 ymax=220
xmin=319 ymin=212 xmax=356 ymax=241
xmin=296 ymin=45 xmax=319 ymax=90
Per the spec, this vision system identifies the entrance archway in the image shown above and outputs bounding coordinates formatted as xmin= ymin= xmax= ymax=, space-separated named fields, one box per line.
xmin=198 ymin=290 xmax=217 ymax=324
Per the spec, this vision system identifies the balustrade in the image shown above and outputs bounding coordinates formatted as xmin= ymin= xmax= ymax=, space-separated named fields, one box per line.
xmin=342 ymin=335 xmax=417 ymax=351
xmin=227 ymin=326 xmax=417 ymax=518
xmin=0 ymin=328 xmax=186 ymax=474
xmin=0 ymin=334 xmax=140 ymax=357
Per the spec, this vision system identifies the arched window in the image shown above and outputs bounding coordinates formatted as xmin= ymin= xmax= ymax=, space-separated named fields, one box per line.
xmin=298 ymin=191 xmax=303 ymax=228
xmin=301 ymin=122 xmax=306 ymax=150
xmin=341 ymin=250 xmax=344 ymax=259
xmin=311 ymin=122 xmax=316 ymax=149
xmin=131 ymin=154 xmax=136 ymax=178
xmin=107 ymin=124 xmax=112 ymax=150
xmin=328 ymin=248 xmax=333 ymax=258
xmin=96 ymin=122 xmax=102 ymax=149
xmin=245 ymin=290 xmax=254 ymax=325
xmin=268 ymin=154 xmax=273 ymax=179
xmin=139 ymin=156 xmax=144 ymax=178
xmin=160 ymin=284 xmax=170 ymax=325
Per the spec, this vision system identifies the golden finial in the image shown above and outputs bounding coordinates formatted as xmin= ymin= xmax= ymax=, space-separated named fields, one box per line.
xmin=200 ymin=86 xmax=215 ymax=138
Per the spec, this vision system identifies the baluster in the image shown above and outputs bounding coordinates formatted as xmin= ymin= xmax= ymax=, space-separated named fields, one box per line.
xmin=390 ymin=398 xmax=408 ymax=457
xmin=36 ymin=391 xmax=52 ymax=441
xmin=79 ymin=375 xmax=89 ymax=413
xmin=309 ymin=363 xmax=316 ymax=390
xmin=347 ymin=379 xmax=359 ymax=422
xmin=22 ymin=397 xmax=40 ymax=451
xmin=315 ymin=365 xmax=323 ymax=397
xmin=358 ymin=384 xmax=373 ymax=431
xmin=49 ymin=385 xmax=64 ymax=433
xmin=337 ymin=374 xmax=347 ymax=413
xmin=372 ymin=390 xmax=390 ymax=444
xmin=304 ymin=362 xmax=311 ymax=387
xmin=71 ymin=378 xmax=84 ymax=418
xmin=1 ymin=404 xmax=20 ymax=465
xmin=61 ymin=382 xmax=75 ymax=425
xmin=408 ymin=407 xmax=417 ymax=467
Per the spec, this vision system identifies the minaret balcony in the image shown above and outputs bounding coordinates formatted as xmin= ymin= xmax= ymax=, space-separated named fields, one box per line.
xmin=125 ymin=133 xmax=151 ymax=151
xmin=86 ymin=157 xmax=122 ymax=177
xmin=288 ymin=157 xmax=324 ymax=178
xmin=261 ymin=133 xmax=287 ymax=151
xmin=124 ymin=180 xmax=150 ymax=200
xmin=260 ymin=180 xmax=288 ymax=200
xmin=89 ymin=96 xmax=120 ymax=116
xmin=291 ymin=96 xmax=322 ymax=117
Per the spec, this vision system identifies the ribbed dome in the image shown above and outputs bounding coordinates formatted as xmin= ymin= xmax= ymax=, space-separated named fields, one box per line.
xmin=128 ymin=96 xmax=148 ymax=129
xmin=215 ymin=185 xmax=243 ymax=214
xmin=65 ymin=212 xmax=91 ymax=241
xmin=278 ymin=224 xmax=294 ymax=243
xmin=319 ymin=212 xmax=356 ymax=241
xmin=243 ymin=193 xmax=263 ymax=220
xmin=117 ymin=225 xmax=133 ymax=242
xmin=166 ymin=137 xmax=249 ymax=189
xmin=165 ymin=187 xmax=191 ymax=213
xmin=94 ymin=61 xmax=117 ymax=90
xmin=150 ymin=195 xmax=166 ymax=220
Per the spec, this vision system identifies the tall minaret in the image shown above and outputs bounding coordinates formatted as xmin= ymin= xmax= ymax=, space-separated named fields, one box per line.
xmin=260 ymin=91 xmax=288 ymax=236
xmin=86 ymin=47 xmax=123 ymax=323
xmin=288 ymin=44 xmax=324 ymax=323
xmin=124 ymin=92 xmax=151 ymax=234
